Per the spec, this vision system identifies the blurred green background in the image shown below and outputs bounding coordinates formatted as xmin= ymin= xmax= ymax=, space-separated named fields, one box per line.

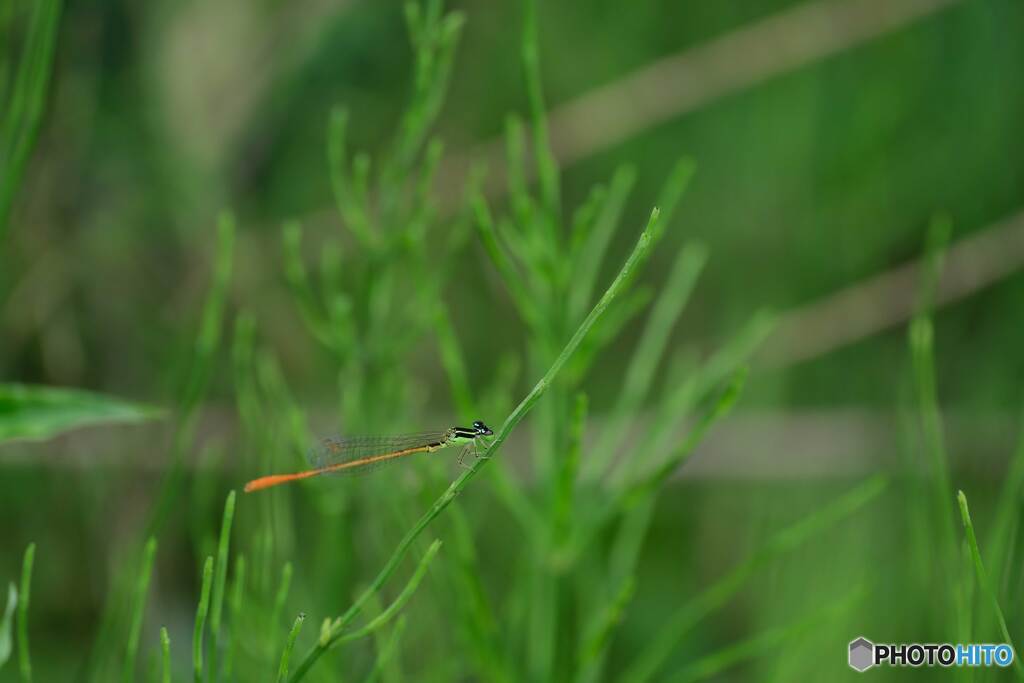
xmin=2 ymin=0 xmax=1023 ymax=680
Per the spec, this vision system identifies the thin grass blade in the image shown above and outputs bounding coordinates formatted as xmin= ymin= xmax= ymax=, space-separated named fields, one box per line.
xmin=957 ymin=491 xmax=1024 ymax=679
xmin=192 ymin=557 xmax=214 ymax=683
xmin=17 ymin=542 xmax=34 ymax=682
xmin=122 ymin=537 xmax=157 ymax=683
xmin=276 ymin=614 xmax=305 ymax=683
xmin=0 ymin=583 xmax=15 ymax=670
xmin=622 ymin=476 xmax=887 ymax=683
xmin=663 ymin=586 xmax=865 ymax=683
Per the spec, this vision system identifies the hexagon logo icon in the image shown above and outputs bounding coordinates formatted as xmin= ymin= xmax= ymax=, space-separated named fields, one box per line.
xmin=849 ymin=637 xmax=874 ymax=672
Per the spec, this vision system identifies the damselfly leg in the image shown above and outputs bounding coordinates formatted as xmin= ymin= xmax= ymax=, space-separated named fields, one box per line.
xmin=457 ymin=438 xmax=492 ymax=468
xmin=458 ymin=442 xmax=474 ymax=468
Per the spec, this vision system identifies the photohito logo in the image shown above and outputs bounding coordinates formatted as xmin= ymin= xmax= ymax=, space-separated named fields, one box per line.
xmin=848 ymin=637 xmax=1015 ymax=671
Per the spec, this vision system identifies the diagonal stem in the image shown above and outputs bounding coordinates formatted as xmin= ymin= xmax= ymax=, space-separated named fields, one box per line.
xmin=287 ymin=207 xmax=661 ymax=682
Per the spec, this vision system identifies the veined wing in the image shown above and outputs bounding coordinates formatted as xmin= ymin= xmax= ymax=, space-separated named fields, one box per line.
xmin=308 ymin=431 xmax=453 ymax=474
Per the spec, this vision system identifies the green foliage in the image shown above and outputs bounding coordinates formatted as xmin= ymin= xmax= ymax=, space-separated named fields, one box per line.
xmin=122 ymin=537 xmax=157 ymax=683
xmin=272 ymin=1 xmax=787 ymax=680
xmin=363 ymin=617 xmax=407 ymax=683
xmin=288 ymin=199 xmax=667 ymax=681
xmin=985 ymin=412 xmax=1024 ymax=602
xmin=0 ymin=583 xmax=14 ymax=670
xmin=269 ymin=561 xmax=293 ymax=660
xmin=181 ymin=212 xmax=237 ymax=416
xmin=907 ymin=221 xmax=972 ymax=648
xmin=664 ymin=586 xmax=866 ymax=683
xmin=958 ymin=491 xmax=1023 ymax=679
xmin=208 ymin=491 xmax=236 ymax=681
xmin=280 ymin=0 xmax=467 ymax=434
xmin=0 ymin=384 xmax=161 ymax=442
xmin=193 ymin=556 xmax=214 ymax=683
xmin=159 ymin=627 xmax=171 ymax=683
xmin=222 ymin=555 xmax=246 ymax=681
xmin=330 ymin=539 xmax=442 ymax=647
xmin=4 ymin=0 xmax=1023 ymax=682
xmin=622 ymin=476 xmax=888 ymax=683
xmin=17 ymin=542 xmax=33 ymax=682
xmin=81 ymin=209 xmax=236 ymax=683
xmin=147 ymin=211 xmax=235 ymax=540
xmin=276 ymin=613 xmax=304 ymax=683
xmin=0 ymin=0 xmax=61 ymax=237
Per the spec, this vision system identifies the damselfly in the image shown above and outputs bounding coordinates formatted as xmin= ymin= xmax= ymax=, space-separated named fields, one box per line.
xmin=243 ymin=420 xmax=494 ymax=493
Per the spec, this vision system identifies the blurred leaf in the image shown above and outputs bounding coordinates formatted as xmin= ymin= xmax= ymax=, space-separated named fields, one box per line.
xmin=0 ymin=583 xmax=15 ymax=669
xmin=122 ymin=538 xmax=157 ymax=683
xmin=0 ymin=0 xmax=62 ymax=238
xmin=568 ymin=165 xmax=636 ymax=321
xmin=521 ymin=0 xmax=559 ymax=217
xmin=622 ymin=477 xmax=887 ymax=683
xmin=159 ymin=627 xmax=170 ymax=683
xmin=17 ymin=542 xmax=34 ymax=680
xmin=663 ymin=585 xmax=866 ymax=683
xmin=361 ymin=617 xmax=406 ymax=683
xmin=575 ymin=576 xmax=634 ymax=683
xmin=193 ymin=556 xmax=214 ymax=683
xmin=0 ymin=383 xmax=162 ymax=443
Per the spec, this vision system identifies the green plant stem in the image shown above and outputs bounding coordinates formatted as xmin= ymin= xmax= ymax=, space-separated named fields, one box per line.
xmin=576 ymin=577 xmax=635 ymax=683
xmin=362 ymin=617 xmax=406 ymax=683
xmin=85 ymin=214 xmax=233 ymax=680
xmin=422 ymin=305 xmax=516 ymax=680
xmin=957 ymin=491 xmax=1024 ymax=679
xmin=442 ymin=511 xmax=511 ymax=683
xmin=334 ymin=540 xmax=442 ymax=645
xmin=568 ymin=166 xmax=636 ymax=321
xmin=271 ymin=563 xmax=293 ymax=634
xmin=288 ymin=207 xmax=662 ymax=682
xmin=910 ymin=315 xmax=966 ymax=642
xmin=473 ymin=193 xmax=539 ymax=328
xmin=553 ymin=392 xmax=587 ymax=551
xmin=160 ymin=628 xmax=171 ymax=683
xmin=277 ymin=614 xmax=305 ymax=683
xmin=1 ymin=584 xmax=16 ymax=670
xmin=570 ymin=158 xmax=693 ymax=326
xmin=222 ymin=555 xmax=246 ymax=681
xmin=0 ymin=0 xmax=62 ymax=238
xmin=573 ymin=368 xmax=746 ymax=559
xmin=433 ymin=303 xmax=476 ymax=419
xmin=434 ymin=300 xmax=543 ymax=538
xmin=664 ymin=585 xmax=865 ymax=683
xmin=521 ymin=0 xmax=559 ymax=218
xmin=123 ymin=537 xmax=157 ymax=683
xmin=147 ymin=212 xmax=235 ymax=540
xmin=622 ymin=476 xmax=888 ymax=683
xmin=526 ymin=562 xmax=556 ymax=682
xmin=984 ymin=407 xmax=1024 ymax=594
xmin=590 ymin=310 xmax=773 ymax=488
xmin=586 ymin=243 xmax=706 ymax=476
xmin=282 ymin=222 xmax=333 ymax=349
xmin=571 ymin=370 xmax=745 ymax=683
xmin=207 ymin=491 xmax=236 ymax=682
xmin=626 ymin=368 xmax=744 ymax=501
xmin=193 ymin=557 xmax=214 ymax=683
xmin=17 ymin=542 xmax=34 ymax=683
xmin=327 ymin=108 xmax=374 ymax=247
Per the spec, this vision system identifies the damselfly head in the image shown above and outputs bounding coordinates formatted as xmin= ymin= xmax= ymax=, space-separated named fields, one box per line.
xmin=472 ymin=420 xmax=493 ymax=436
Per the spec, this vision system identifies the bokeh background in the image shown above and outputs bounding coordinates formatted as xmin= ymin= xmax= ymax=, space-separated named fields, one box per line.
xmin=2 ymin=0 xmax=1023 ymax=680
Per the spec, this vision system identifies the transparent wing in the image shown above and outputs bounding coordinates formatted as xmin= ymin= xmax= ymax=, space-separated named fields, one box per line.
xmin=308 ymin=431 xmax=451 ymax=476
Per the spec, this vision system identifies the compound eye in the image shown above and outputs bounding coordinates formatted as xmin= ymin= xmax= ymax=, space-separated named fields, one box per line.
xmin=473 ymin=420 xmax=483 ymax=428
